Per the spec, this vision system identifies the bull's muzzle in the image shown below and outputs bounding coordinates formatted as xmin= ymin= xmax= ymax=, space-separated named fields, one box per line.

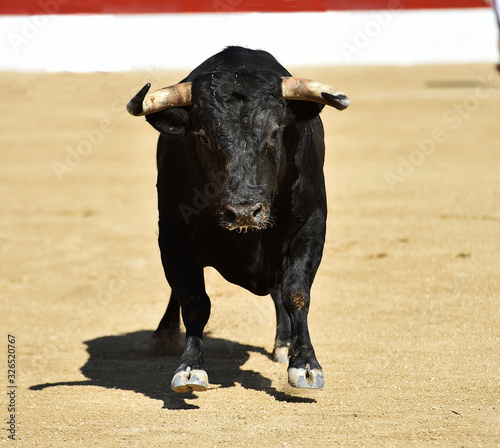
xmin=220 ymin=202 xmax=267 ymax=232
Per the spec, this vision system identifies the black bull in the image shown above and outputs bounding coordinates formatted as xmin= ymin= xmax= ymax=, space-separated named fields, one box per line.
xmin=127 ymin=46 xmax=349 ymax=392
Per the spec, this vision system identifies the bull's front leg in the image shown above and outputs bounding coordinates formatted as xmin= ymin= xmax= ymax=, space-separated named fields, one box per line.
xmin=281 ymin=207 xmax=326 ymax=389
xmin=158 ymin=220 xmax=211 ymax=393
xmin=170 ymin=290 xmax=211 ymax=393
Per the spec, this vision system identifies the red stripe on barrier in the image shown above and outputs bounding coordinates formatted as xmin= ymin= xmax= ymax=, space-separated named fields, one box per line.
xmin=0 ymin=0 xmax=488 ymax=15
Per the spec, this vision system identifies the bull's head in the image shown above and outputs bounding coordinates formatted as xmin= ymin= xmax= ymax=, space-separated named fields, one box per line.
xmin=127 ymin=72 xmax=349 ymax=232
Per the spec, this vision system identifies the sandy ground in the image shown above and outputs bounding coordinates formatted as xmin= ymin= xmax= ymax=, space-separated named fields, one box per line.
xmin=1 ymin=63 xmax=499 ymax=447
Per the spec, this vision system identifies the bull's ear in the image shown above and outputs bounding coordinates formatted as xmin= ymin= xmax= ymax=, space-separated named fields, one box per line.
xmin=286 ymin=101 xmax=325 ymax=123
xmin=145 ymin=108 xmax=189 ymax=136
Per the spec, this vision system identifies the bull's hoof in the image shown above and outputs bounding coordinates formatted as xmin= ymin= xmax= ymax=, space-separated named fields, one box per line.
xmin=171 ymin=367 xmax=209 ymax=393
xmin=273 ymin=346 xmax=289 ymax=364
xmin=288 ymin=365 xmax=324 ymax=389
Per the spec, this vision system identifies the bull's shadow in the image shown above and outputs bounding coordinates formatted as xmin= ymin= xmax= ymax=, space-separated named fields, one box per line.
xmin=30 ymin=331 xmax=315 ymax=409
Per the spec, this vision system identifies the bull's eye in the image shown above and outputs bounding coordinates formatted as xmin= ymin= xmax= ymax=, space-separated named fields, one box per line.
xmin=267 ymin=128 xmax=280 ymax=149
xmin=197 ymin=129 xmax=210 ymax=147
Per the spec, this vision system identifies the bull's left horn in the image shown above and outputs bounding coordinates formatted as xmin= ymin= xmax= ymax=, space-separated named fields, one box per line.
xmin=126 ymin=82 xmax=192 ymax=116
xmin=281 ymin=77 xmax=350 ymax=111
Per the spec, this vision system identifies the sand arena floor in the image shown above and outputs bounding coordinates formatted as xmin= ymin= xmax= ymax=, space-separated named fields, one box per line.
xmin=1 ymin=63 xmax=499 ymax=447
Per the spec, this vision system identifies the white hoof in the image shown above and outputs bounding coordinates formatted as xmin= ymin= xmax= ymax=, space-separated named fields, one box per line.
xmin=288 ymin=365 xmax=324 ymax=389
xmin=171 ymin=367 xmax=209 ymax=393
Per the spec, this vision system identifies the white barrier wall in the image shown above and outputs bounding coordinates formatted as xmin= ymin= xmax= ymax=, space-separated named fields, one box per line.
xmin=0 ymin=9 xmax=498 ymax=71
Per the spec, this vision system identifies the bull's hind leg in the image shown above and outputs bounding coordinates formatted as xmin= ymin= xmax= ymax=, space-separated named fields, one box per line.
xmin=151 ymin=292 xmax=181 ymax=355
xmin=281 ymin=207 xmax=326 ymax=389
xmin=271 ymin=287 xmax=291 ymax=364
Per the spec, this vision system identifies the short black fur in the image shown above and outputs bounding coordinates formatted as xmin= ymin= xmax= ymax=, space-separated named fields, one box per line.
xmin=143 ymin=46 xmax=345 ymax=391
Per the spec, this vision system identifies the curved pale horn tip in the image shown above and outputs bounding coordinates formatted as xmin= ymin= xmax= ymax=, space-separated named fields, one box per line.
xmin=321 ymin=92 xmax=350 ymax=111
xmin=126 ymin=83 xmax=151 ymax=116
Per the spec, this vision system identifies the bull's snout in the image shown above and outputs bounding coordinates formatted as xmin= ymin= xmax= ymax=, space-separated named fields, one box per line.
xmin=221 ymin=202 xmax=266 ymax=231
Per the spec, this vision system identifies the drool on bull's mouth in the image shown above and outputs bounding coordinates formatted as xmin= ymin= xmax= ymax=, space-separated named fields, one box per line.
xmin=221 ymin=222 xmax=269 ymax=233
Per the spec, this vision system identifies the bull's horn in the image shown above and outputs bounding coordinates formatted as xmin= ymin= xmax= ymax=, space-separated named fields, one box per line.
xmin=281 ymin=77 xmax=350 ymax=111
xmin=126 ymin=82 xmax=192 ymax=116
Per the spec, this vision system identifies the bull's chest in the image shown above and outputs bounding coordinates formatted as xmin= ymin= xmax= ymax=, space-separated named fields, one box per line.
xmin=197 ymin=230 xmax=280 ymax=296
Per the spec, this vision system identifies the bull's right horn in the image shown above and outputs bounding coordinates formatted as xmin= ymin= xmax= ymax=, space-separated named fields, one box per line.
xmin=281 ymin=77 xmax=350 ymax=111
xmin=126 ymin=82 xmax=192 ymax=116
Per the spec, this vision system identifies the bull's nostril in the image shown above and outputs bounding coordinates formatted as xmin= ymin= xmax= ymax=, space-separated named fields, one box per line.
xmin=224 ymin=206 xmax=237 ymax=223
xmin=252 ymin=204 xmax=263 ymax=218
